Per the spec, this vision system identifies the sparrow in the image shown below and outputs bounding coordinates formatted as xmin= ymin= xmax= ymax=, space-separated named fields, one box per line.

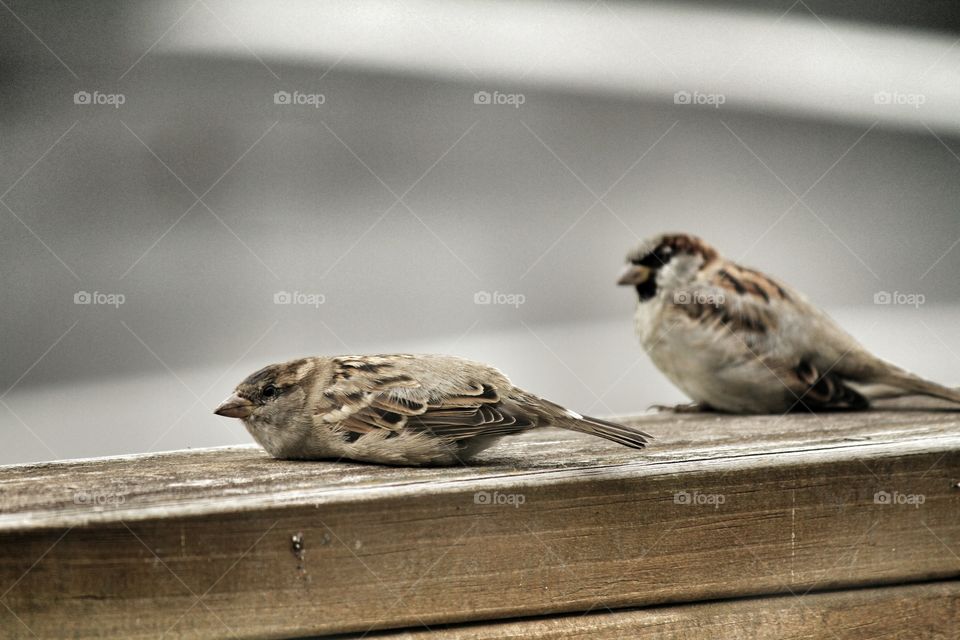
xmin=617 ymin=232 xmax=960 ymax=414
xmin=214 ymin=354 xmax=650 ymax=466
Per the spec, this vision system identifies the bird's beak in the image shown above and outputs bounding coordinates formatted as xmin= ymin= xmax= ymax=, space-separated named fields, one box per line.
xmin=214 ymin=394 xmax=254 ymax=419
xmin=617 ymin=264 xmax=651 ymax=286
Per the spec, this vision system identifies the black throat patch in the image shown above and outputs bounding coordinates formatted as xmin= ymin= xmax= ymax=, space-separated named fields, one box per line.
xmin=636 ymin=279 xmax=657 ymax=301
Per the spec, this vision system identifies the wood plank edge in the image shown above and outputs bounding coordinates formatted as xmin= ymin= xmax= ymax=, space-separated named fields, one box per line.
xmin=348 ymin=579 xmax=960 ymax=639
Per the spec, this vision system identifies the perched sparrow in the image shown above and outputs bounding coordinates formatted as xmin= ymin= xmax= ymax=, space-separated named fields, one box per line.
xmin=214 ymin=354 xmax=650 ymax=465
xmin=618 ymin=232 xmax=960 ymax=413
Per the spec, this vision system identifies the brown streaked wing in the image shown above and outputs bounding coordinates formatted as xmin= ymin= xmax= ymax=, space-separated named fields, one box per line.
xmin=322 ymin=367 xmax=528 ymax=441
xmin=408 ymin=402 xmax=535 ymax=440
xmin=672 ymin=277 xmax=778 ymax=335
xmin=789 ymin=361 xmax=869 ymax=411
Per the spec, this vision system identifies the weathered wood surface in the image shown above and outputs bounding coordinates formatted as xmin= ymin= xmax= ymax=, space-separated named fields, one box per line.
xmin=363 ymin=581 xmax=960 ymax=639
xmin=0 ymin=397 xmax=958 ymax=638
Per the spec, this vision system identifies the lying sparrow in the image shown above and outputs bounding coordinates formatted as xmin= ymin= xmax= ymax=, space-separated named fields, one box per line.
xmin=214 ymin=354 xmax=650 ymax=465
xmin=618 ymin=232 xmax=960 ymax=413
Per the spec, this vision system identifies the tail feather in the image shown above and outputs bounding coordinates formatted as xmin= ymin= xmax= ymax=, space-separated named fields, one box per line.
xmin=559 ymin=412 xmax=651 ymax=450
xmin=876 ymin=370 xmax=960 ymax=405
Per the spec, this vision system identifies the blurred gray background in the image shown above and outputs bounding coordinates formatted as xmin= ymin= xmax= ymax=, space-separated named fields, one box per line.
xmin=2 ymin=1 xmax=959 ymax=465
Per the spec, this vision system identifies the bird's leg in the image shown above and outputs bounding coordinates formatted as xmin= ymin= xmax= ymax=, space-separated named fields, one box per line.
xmin=649 ymin=401 xmax=715 ymax=414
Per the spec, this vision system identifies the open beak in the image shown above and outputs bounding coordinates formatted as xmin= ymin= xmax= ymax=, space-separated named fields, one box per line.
xmin=214 ymin=394 xmax=254 ymax=419
xmin=617 ymin=264 xmax=651 ymax=286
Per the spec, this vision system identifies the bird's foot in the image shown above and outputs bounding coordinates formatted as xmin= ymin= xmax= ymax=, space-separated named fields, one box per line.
xmin=649 ymin=402 xmax=714 ymax=414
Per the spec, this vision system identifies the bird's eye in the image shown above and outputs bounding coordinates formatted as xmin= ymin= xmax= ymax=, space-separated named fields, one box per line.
xmin=649 ymin=246 xmax=674 ymax=265
xmin=262 ymin=385 xmax=278 ymax=399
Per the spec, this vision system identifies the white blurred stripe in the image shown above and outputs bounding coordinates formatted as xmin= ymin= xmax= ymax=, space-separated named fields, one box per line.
xmin=150 ymin=0 xmax=960 ymax=132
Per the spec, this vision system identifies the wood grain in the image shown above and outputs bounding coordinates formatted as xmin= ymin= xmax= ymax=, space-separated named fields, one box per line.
xmin=0 ymin=397 xmax=958 ymax=638
xmin=362 ymin=581 xmax=960 ymax=639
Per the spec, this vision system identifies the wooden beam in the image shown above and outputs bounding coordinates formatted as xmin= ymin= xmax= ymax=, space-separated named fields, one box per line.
xmin=0 ymin=397 xmax=958 ymax=638
xmin=361 ymin=581 xmax=960 ymax=639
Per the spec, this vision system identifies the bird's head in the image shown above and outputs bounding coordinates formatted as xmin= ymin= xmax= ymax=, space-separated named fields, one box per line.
xmin=617 ymin=233 xmax=718 ymax=301
xmin=214 ymin=358 xmax=328 ymax=454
